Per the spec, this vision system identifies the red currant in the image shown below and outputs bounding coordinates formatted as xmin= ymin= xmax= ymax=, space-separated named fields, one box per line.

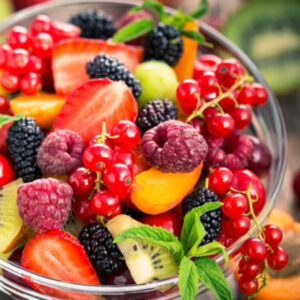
xmin=0 ymin=95 xmax=9 ymax=114
xmin=20 ymin=72 xmax=42 ymax=95
xmin=238 ymin=84 xmax=255 ymax=106
xmin=0 ymin=154 xmax=15 ymax=187
xmin=104 ymin=163 xmax=133 ymax=196
xmin=197 ymin=71 xmax=218 ymax=96
xmin=106 ymin=203 xmax=122 ymax=219
xmin=91 ymin=190 xmax=120 ymax=217
xmin=222 ymin=193 xmax=248 ymax=218
xmin=1 ymin=71 xmax=20 ymax=92
xmin=68 ymin=167 xmax=96 ymax=197
xmin=203 ymin=106 xmax=217 ymax=120
xmin=29 ymin=15 xmax=52 ymax=36
xmin=83 ymin=143 xmax=114 ymax=172
xmin=239 ymin=259 xmax=264 ymax=280
xmin=252 ymin=83 xmax=268 ymax=106
xmin=0 ymin=44 xmax=12 ymax=69
xmin=263 ymin=224 xmax=282 ymax=249
xmin=28 ymin=55 xmax=45 ymax=74
xmin=188 ymin=117 xmax=206 ymax=136
xmin=216 ymin=59 xmax=240 ymax=88
xmin=219 ymin=90 xmax=238 ymax=112
xmin=114 ymin=150 xmax=135 ymax=171
xmin=32 ymin=33 xmax=54 ymax=59
xmin=51 ymin=21 xmax=80 ymax=43
xmin=206 ymin=112 xmax=235 ymax=138
xmin=267 ymin=246 xmax=288 ymax=270
xmin=7 ymin=48 xmax=30 ymax=75
xmin=8 ymin=26 xmax=30 ymax=49
xmin=229 ymin=105 xmax=252 ymax=129
xmin=242 ymin=238 xmax=268 ymax=264
xmin=229 ymin=215 xmax=250 ymax=238
xmin=238 ymin=276 xmax=258 ymax=295
xmin=111 ymin=120 xmax=141 ymax=151
xmin=73 ymin=196 xmax=96 ymax=223
xmin=217 ymin=233 xmax=236 ymax=248
xmin=193 ymin=54 xmax=222 ymax=79
xmin=208 ymin=167 xmax=233 ymax=196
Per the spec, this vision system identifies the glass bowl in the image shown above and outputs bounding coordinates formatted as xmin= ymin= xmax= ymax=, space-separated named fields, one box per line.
xmin=0 ymin=0 xmax=287 ymax=299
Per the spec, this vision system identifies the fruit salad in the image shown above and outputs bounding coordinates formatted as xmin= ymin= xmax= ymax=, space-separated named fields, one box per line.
xmin=0 ymin=1 xmax=288 ymax=300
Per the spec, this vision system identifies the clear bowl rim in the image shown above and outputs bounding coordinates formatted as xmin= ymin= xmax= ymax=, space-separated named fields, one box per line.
xmin=0 ymin=0 xmax=287 ymax=295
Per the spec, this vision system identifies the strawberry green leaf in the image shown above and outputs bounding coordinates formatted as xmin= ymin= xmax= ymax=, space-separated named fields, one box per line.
xmin=190 ymin=0 xmax=208 ymax=19
xmin=180 ymin=30 xmax=212 ymax=47
xmin=194 ymin=257 xmax=233 ymax=300
xmin=114 ymin=225 xmax=184 ymax=264
xmin=0 ymin=114 xmax=24 ymax=129
xmin=179 ymin=257 xmax=199 ymax=300
xmin=130 ymin=0 xmax=167 ymax=22
xmin=112 ymin=19 xmax=154 ymax=43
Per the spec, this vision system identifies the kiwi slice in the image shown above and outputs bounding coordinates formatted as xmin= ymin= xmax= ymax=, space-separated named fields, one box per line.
xmin=223 ymin=0 xmax=300 ymax=95
xmin=62 ymin=212 xmax=85 ymax=238
xmin=107 ymin=214 xmax=178 ymax=285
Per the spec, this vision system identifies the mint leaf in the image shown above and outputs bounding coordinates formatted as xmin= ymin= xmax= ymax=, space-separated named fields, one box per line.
xmin=165 ymin=9 xmax=194 ymax=30
xmin=194 ymin=257 xmax=233 ymax=300
xmin=192 ymin=242 xmax=229 ymax=267
xmin=190 ymin=0 xmax=208 ymax=19
xmin=0 ymin=114 xmax=24 ymax=129
xmin=114 ymin=225 xmax=184 ymax=264
xmin=180 ymin=202 xmax=222 ymax=256
xmin=130 ymin=0 xmax=167 ymax=22
xmin=180 ymin=30 xmax=212 ymax=47
xmin=179 ymin=257 xmax=199 ymax=300
xmin=112 ymin=19 xmax=154 ymax=43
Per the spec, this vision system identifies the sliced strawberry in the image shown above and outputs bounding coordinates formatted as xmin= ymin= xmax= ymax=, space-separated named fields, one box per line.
xmin=51 ymin=21 xmax=81 ymax=43
xmin=21 ymin=229 xmax=100 ymax=299
xmin=52 ymin=78 xmax=138 ymax=145
xmin=52 ymin=38 xmax=143 ymax=95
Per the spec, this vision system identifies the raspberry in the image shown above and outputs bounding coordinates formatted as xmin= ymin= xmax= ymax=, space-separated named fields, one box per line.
xmin=142 ymin=120 xmax=208 ymax=173
xmin=17 ymin=178 xmax=72 ymax=233
xmin=136 ymin=99 xmax=177 ymax=135
xmin=182 ymin=188 xmax=222 ymax=245
xmin=37 ymin=129 xmax=84 ymax=175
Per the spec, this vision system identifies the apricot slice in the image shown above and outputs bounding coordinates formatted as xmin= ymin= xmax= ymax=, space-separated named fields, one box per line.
xmin=131 ymin=163 xmax=203 ymax=215
xmin=10 ymin=93 xmax=65 ymax=129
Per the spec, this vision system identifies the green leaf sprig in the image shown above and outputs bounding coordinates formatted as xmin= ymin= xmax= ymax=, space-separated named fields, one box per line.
xmin=0 ymin=114 xmax=25 ymax=129
xmin=114 ymin=202 xmax=233 ymax=300
xmin=112 ymin=0 xmax=209 ymax=46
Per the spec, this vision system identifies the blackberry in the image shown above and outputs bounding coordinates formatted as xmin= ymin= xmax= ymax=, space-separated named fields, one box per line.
xmin=86 ymin=54 xmax=141 ymax=98
xmin=144 ymin=23 xmax=183 ymax=66
xmin=136 ymin=99 xmax=177 ymax=135
xmin=6 ymin=118 xmax=44 ymax=183
xmin=121 ymin=206 xmax=143 ymax=220
xmin=69 ymin=9 xmax=115 ymax=40
xmin=79 ymin=223 xmax=124 ymax=279
xmin=182 ymin=188 xmax=221 ymax=246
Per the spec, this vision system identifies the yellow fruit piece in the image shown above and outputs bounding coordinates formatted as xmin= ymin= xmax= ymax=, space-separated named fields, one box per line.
xmin=10 ymin=93 xmax=65 ymax=129
xmin=131 ymin=163 xmax=203 ymax=215
xmin=43 ymin=174 xmax=68 ymax=182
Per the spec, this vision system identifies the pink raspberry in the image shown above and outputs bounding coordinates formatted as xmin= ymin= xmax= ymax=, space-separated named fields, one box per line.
xmin=142 ymin=120 xmax=208 ymax=173
xmin=37 ymin=129 xmax=84 ymax=175
xmin=17 ymin=178 xmax=72 ymax=233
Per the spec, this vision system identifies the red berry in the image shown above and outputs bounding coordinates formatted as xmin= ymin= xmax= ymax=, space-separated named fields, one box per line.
xmin=229 ymin=105 xmax=252 ymax=129
xmin=222 ymin=193 xmax=248 ymax=218
xmin=68 ymin=167 xmax=96 ymax=197
xmin=263 ymin=224 xmax=282 ymax=248
xmin=188 ymin=117 xmax=206 ymax=136
xmin=293 ymin=170 xmax=300 ymax=201
xmin=208 ymin=167 xmax=233 ymax=196
xmin=104 ymin=163 xmax=133 ymax=196
xmin=51 ymin=21 xmax=80 ymax=43
xmin=229 ymin=215 xmax=250 ymax=238
xmin=252 ymin=83 xmax=268 ymax=106
xmin=107 ymin=203 xmax=122 ymax=219
xmin=267 ymin=246 xmax=288 ymax=270
xmin=0 ymin=95 xmax=9 ymax=114
xmin=7 ymin=48 xmax=30 ymax=75
xmin=28 ymin=55 xmax=45 ymax=74
xmin=239 ymin=259 xmax=264 ymax=280
xmin=29 ymin=15 xmax=52 ymax=36
xmin=216 ymin=59 xmax=240 ymax=88
xmin=114 ymin=150 xmax=135 ymax=171
xmin=203 ymin=106 xmax=217 ymax=120
xmin=197 ymin=71 xmax=219 ymax=96
xmin=206 ymin=112 xmax=235 ymax=138
xmin=32 ymin=33 xmax=54 ymax=59
xmin=73 ymin=197 xmax=96 ymax=223
xmin=193 ymin=54 xmax=222 ymax=79
xmin=176 ymin=79 xmax=201 ymax=113
xmin=242 ymin=238 xmax=267 ymax=264
xmin=219 ymin=90 xmax=238 ymax=112
xmin=1 ymin=71 xmax=20 ymax=92
xmin=20 ymin=72 xmax=42 ymax=95
xmin=0 ymin=154 xmax=15 ymax=187
xmin=8 ymin=26 xmax=30 ymax=49
xmin=83 ymin=143 xmax=114 ymax=172
xmin=111 ymin=120 xmax=141 ymax=151
xmin=91 ymin=190 xmax=120 ymax=217
xmin=238 ymin=276 xmax=258 ymax=295
xmin=238 ymin=84 xmax=255 ymax=106
xmin=0 ymin=44 xmax=12 ymax=69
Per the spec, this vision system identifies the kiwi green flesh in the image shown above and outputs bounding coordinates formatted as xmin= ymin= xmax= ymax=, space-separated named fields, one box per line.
xmin=61 ymin=213 xmax=85 ymax=238
xmin=222 ymin=0 xmax=300 ymax=95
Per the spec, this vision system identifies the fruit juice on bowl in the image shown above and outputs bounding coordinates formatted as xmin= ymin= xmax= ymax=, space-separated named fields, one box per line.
xmin=0 ymin=1 xmax=287 ymax=300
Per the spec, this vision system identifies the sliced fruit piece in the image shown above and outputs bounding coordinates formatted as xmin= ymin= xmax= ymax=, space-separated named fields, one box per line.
xmin=173 ymin=21 xmax=199 ymax=82
xmin=52 ymin=38 xmax=143 ymax=95
xmin=52 ymin=78 xmax=138 ymax=145
xmin=10 ymin=93 xmax=65 ymax=129
xmin=62 ymin=213 xmax=85 ymax=238
xmin=21 ymin=229 xmax=100 ymax=299
xmin=107 ymin=214 xmax=178 ymax=284
xmin=131 ymin=163 xmax=203 ymax=215
xmin=223 ymin=0 xmax=300 ymax=95
xmin=0 ymin=178 xmax=29 ymax=253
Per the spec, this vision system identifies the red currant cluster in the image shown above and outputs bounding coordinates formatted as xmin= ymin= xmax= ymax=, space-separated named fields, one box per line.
xmin=0 ymin=15 xmax=80 ymax=95
xmin=68 ymin=120 xmax=140 ymax=223
xmin=177 ymin=55 xmax=268 ymax=138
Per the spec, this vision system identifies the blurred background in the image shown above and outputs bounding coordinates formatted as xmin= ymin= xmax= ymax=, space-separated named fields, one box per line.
xmin=0 ymin=0 xmax=300 ymax=299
